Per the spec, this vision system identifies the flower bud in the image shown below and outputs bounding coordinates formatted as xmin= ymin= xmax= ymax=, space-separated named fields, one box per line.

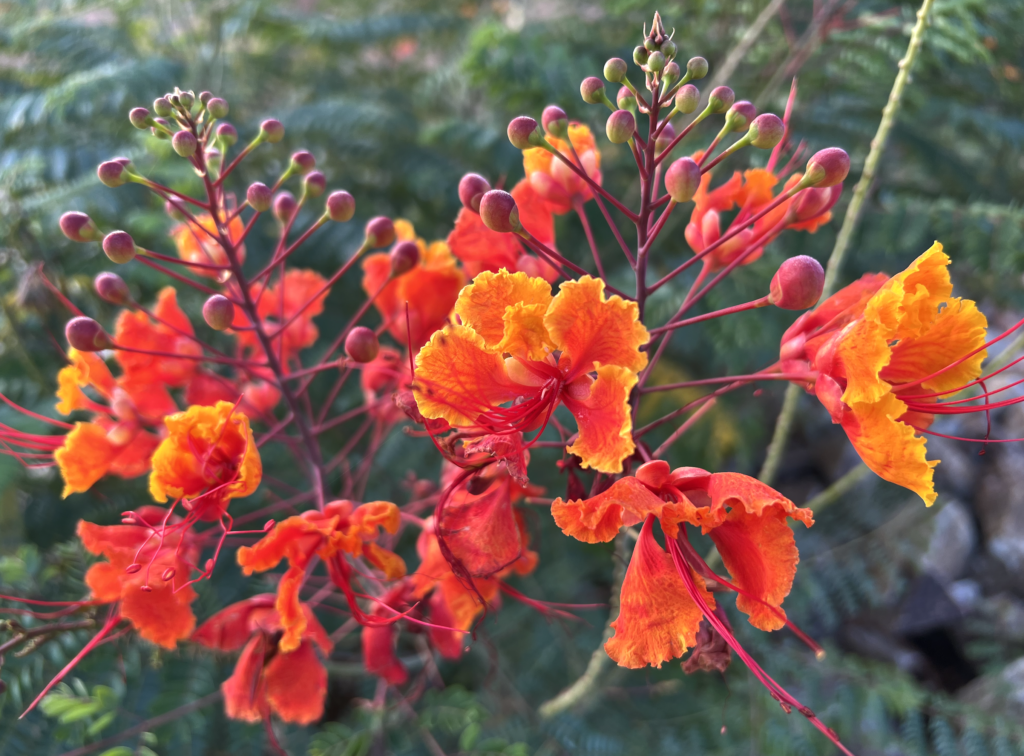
xmin=748 ymin=113 xmax=785 ymax=149
xmin=675 ymin=83 xmax=699 ymax=114
xmin=605 ymin=109 xmax=635 ymax=144
xmin=708 ymin=86 xmax=735 ymax=114
xmin=646 ymin=51 xmax=666 ymax=73
xmin=390 ymin=240 xmax=420 ymax=276
xmin=200 ymin=91 xmax=213 ymax=106
xmin=479 ymin=190 xmax=521 ymax=234
xmin=686 ymin=57 xmax=709 ymax=80
xmin=153 ymin=97 xmax=173 ymax=117
xmin=665 ymin=157 xmax=701 ymax=203
xmin=617 ymin=86 xmax=636 ymax=111
xmin=60 ymin=211 xmax=102 ymax=242
xmin=541 ymin=105 xmax=568 ymax=138
xmin=102 ymin=230 xmax=136 ymax=264
xmin=66 ymin=316 xmax=113 ymax=351
xmin=247 ymin=182 xmax=273 ymax=212
xmin=260 ymin=119 xmax=285 ymax=143
xmin=726 ymin=101 xmax=757 ymax=131
xmin=326 ymin=190 xmax=356 ymax=222
xmin=655 ymin=122 xmax=676 ymax=154
xmin=177 ymin=91 xmax=195 ymax=110
xmin=661 ymin=38 xmax=678 ymax=60
xmin=97 ymin=160 xmax=127 ymax=188
xmin=207 ymin=97 xmax=229 ymax=119
xmin=604 ymin=58 xmax=628 ymax=83
xmin=165 ymin=198 xmax=187 ymax=221
xmin=507 ymin=115 xmax=544 ymax=150
xmin=633 ymin=46 xmax=649 ymax=66
xmin=345 ymin=326 xmax=380 ymax=363
xmin=662 ymin=61 xmax=680 ymax=87
xmin=273 ymin=191 xmax=297 ymax=224
xmin=215 ymin=122 xmax=238 ymax=146
xmin=804 ymin=147 xmax=850 ymax=188
xmin=172 ymin=130 xmax=198 ymax=157
xmin=769 ymin=256 xmax=825 ymax=310
xmin=290 ymin=150 xmax=316 ymax=174
xmin=151 ymin=118 xmax=171 ymax=139
xmin=458 ymin=173 xmax=491 ymax=212
xmin=203 ymin=294 xmax=235 ymax=330
xmin=94 ymin=272 xmax=130 ymax=305
xmin=129 ymin=107 xmax=151 ymax=129
xmin=580 ymin=77 xmax=607 ymax=105
xmin=792 ymin=184 xmax=842 ymax=221
xmin=303 ymin=171 xmax=326 ymax=198
xmin=365 ymin=216 xmax=396 ymax=248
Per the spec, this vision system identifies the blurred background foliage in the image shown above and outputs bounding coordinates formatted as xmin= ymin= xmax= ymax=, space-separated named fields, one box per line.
xmin=3 ymin=0 xmax=1024 ymax=754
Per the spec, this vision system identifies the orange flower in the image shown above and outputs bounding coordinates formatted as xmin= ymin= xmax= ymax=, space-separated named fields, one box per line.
xmin=148 ymin=401 xmax=262 ymax=519
xmin=237 ymin=500 xmax=405 ymax=652
xmin=170 ymin=212 xmax=246 ymax=276
xmin=55 ymin=349 xmax=115 ymax=415
xmin=360 ymin=346 xmax=407 ymax=424
xmin=785 ymin=243 xmax=988 ymax=506
xmin=55 ymin=421 xmax=160 ymax=497
xmin=361 ymin=583 xmax=411 ymax=685
xmin=413 ymin=270 xmax=649 ymax=474
xmin=552 ymin=461 xmax=812 ymax=668
xmin=523 ymin=123 xmax=602 ymax=214
xmin=193 ymin=595 xmax=333 ymax=724
xmin=234 ymin=269 xmax=329 ymax=368
xmin=78 ymin=506 xmax=199 ymax=648
xmin=361 ymin=219 xmax=465 ymax=350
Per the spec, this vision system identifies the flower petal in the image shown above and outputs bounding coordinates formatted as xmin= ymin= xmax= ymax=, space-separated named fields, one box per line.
xmin=454 ymin=270 xmax=553 ymax=351
xmin=440 ymin=479 xmax=523 ymax=576
xmin=264 ymin=640 xmax=329 ymax=723
xmin=564 ymin=363 xmax=638 ymax=474
xmin=222 ymin=634 xmax=266 ymax=723
xmin=447 ymin=207 xmax=522 ymax=276
xmin=55 ymin=423 xmax=116 ymax=497
xmin=120 ymin=572 xmax=197 ymax=649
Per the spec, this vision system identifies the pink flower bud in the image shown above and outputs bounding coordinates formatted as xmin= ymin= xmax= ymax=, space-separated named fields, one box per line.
xmin=153 ymin=97 xmax=173 ymax=117
xmin=178 ymin=91 xmax=195 ymax=109
xmin=675 ymin=84 xmax=699 ymax=114
xmin=273 ymin=191 xmax=297 ymax=224
xmin=290 ymin=150 xmax=316 ymax=174
xmin=748 ymin=113 xmax=784 ymax=149
xmin=605 ymin=109 xmax=635 ymax=144
xmin=161 ymin=568 xmax=176 ymax=582
xmin=804 ymin=148 xmax=850 ymax=188
xmin=125 ymin=563 xmax=142 ymax=574
xmin=94 ymin=272 xmax=130 ymax=304
xmin=102 ymin=230 xmax=136 ymax=264
xmin=791 ymin=184 xmax=841 ymax=222
xmin=326 ymin=190 xmax=356 ymax=222
xmin=617 ymin=86 xmax=635 ymax=111
xmin=727 ymin=100 xmax=756 ymax=131
xmin=708 ymin=86 xmax=735 ymax=114
xmin=216 ymin=122 xmax=238 ymax=146
xmin=662 ymin=61 xmax=681 ymax=85
xmin=60 ymin=211 xmax=102 ymax=242
xmin=507 ymin=115 xmax=543 ymax=150
xmin=664 ymin=157 xmax=701 ymax=203
xmin=207 ymin=97 xmax=229 ymax=119
xmin=646 ymin=51 xmax=666 ymax=73
xmin=151 ymin=118 xmax=171 ymax=139
xmin=345 ymin=326 xmax=380 ymax=363
xmin=479 ymin=190 xmax=521 ymax=234
xmin=655 ymin=122 xmax=676 ymax=154
xmin=541 ymin=105 xmax=568 ymax=138
xmin=129 ymin=107 xmax=151 ymax=129
xmin=172 ymin=130 xmax=198 ymax=157
xmin=604 ymin=58 xmax=627 ymax=83
xmin=97 ymin=160 xmax=127 ymax=188
xmin=365 ymin=216 xmax=396 ymax=248
xmin=247 ymin=182 xmax=273 ymax=212
xmin=66 ymin=316 xmax=113 ymax=352
xmin=200 ymin=91 xmax=213 ymax=106
xmin=458 ymin=173 xmax=491 ymax=212
xmin=303 ymin=171 xmax=326 ymax=198
xmin=687 ymin=56 xmax=709 ymax=80
xmin=203 ymin=294 xmax=235 ymax=331
xmin=769 ymin=256 xmax=825 ymax=310
xmin=390 ymin=240 xmax=420 ymax=276
xmin=580 ymin=77 xmax=607 ymax=104
xmin=260 ymin=119 xmax=285 ymax=143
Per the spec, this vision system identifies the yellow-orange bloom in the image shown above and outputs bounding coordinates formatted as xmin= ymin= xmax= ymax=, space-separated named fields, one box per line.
xmin=55 ymin=349 xmax=115 ymax=415
xmin=170 ymin=212 xmax=246 ymax=276
xmin=523 ymin=123 xmax=602 ymax=214
xmin=413 ymin=270 xmax=648 ymax=474
xmin=55 ymin=421 xmax=160 ymax=497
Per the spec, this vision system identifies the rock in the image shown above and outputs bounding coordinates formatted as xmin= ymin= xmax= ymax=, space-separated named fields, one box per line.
xmin=974 ymin=445 xmax=1024 ymax=581
xmin=920 ymin=499 xmax=977 ymax=582
xmin=958 ymin=656 xmax=1024 ymax=718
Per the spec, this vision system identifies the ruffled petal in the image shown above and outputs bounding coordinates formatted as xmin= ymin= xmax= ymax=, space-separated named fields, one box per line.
xmin=120 ymin=573 xmax=197 ymax=649
xmin=454 ymin=270 xmax=553 ymax=351
xmin=275 ymin=565 xmax=308 ymax=653
xmin=447 ymin=207 xmax=522 ymax=276
xmin=563 ymin=364 xmax=638 ymax=474
xmin=362 ymin=542 xmax=407 ymax=579
xmin=362 ymin=622 xmax=408 ymax=686
xmin=264 ymin=640 xmax=328 ymax=723
xmin=511 ymin=179 xmax=555 ymax=245
xmin=221 ymin=634 xmax=266 ymax=723
xmin=55 ymin=422 xmax=116 ymax=497
xmin=83 ymin=562 xmax=123 ymax=603
xmin=440 ymin=480 xmax=523 ymax=576
xmin=237 ymin=516 xmax=326 ymax=575
xmin=192 ymin=595 xmax=277 ymax=651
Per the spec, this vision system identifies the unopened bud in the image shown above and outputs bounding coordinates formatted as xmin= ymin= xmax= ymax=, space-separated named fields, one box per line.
xmin=617 ymin=86 xmax=636 ymax=111
xmin=580 ymin=77 xmax=607 ymax=105
xmin=165 ymin=198 xmax=187 ymax=221
xmin=604 ymin=58 xmax=628 ymax=83
xmin=655 ymin=122 xmax=676 ymax=154
xmin=541 ymin=105 xmax=568 ymax=138
xmin=303 ymin=171 xmax=326 ymax=198
xmin=675 ymin=84 xmax=699 ymax=114
xmin=708 ymin=86 xmax=735 ymax=114
xmin=94 ymin=272 xmax=130 ymax=304
xmin=200 ymin=91 xmax=213 ymax=106
xmin=507 ymin=115 xmax=544 ymax=150
xmin=769 ymin=256 xmax=825 ymax=310
xmin=390 ymin=241 xmax=420 ymax=275
xmin=748 ymin=113 xmax=785 ymax=149
xmin=172 ymin=130 xmax=198 ymax=157
xmin=125 ymin=563 xmax=142 ymax=574
xmin=161 ymin=568 xmax=176 ymax=582
xmin=687 ymin=57 xmax=709 ymax=80
xmin=365 ymin=216 xmax=396 ymax=248
xmin=345 ymin=326 xmax=380 ymax=363
xmin=203 ymin=295 xmax=235 ymax=330
xmin=663 ymin=61 xmax=680 ymax=87
xmin=792 ymin=184 xmax=842 ymax=221
xmin=260 ymin=119 xmax=285 ymax=143
xmin=216 ymin=122 xmax=238 ymax=146
xmin=102 ymin=230 xmax=136 ymax=264
xmin=129 ymin=107 xmax=151 ymax=129
xmin=633 ymin=46 xmax=649 ymax=66
xmin=646 ymin=51 xmax=666 ymax=73
xmin=273 ymin=191 xmax=297 ymax=224
xmin=661 ymin=39 xmax=678 ymax=60
xmin=804 ymin=148 xmax=850 ymax=188
xmin=290 ymin=150 xmax=316 ymax=174
xmin=207 ymin=97 xmax=229 ymax=119
xmin=479 ymin=190 xmax=521 ymax=234
xmin=726 ymin=101 xmax=757 ymax=131
xmin=458 ymin=173 xmax=491 ymax=212
xmin=665 ymin=157 xmax=701 ymax=203
xmin=60 ymin=211 xmax=102 ymax=242
xmin=66 ymin=317 xmax=113 ymax=351
xmin=177 ymin=91 xmax=194 ymax=110
xmin=151 ymin=118 xmax=171 ymax=139
xmin=247 ymin=182 xmax=273 ymax=212
xmin=97 ymin=161 xmax=127 ymax=188
xmin=605 ymin=109 xmax=635 ymax=144
xmin=153 ymin=97 xmax=173 ymax=117
xmin=326 ymin=190 xmax=356 ymax=222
